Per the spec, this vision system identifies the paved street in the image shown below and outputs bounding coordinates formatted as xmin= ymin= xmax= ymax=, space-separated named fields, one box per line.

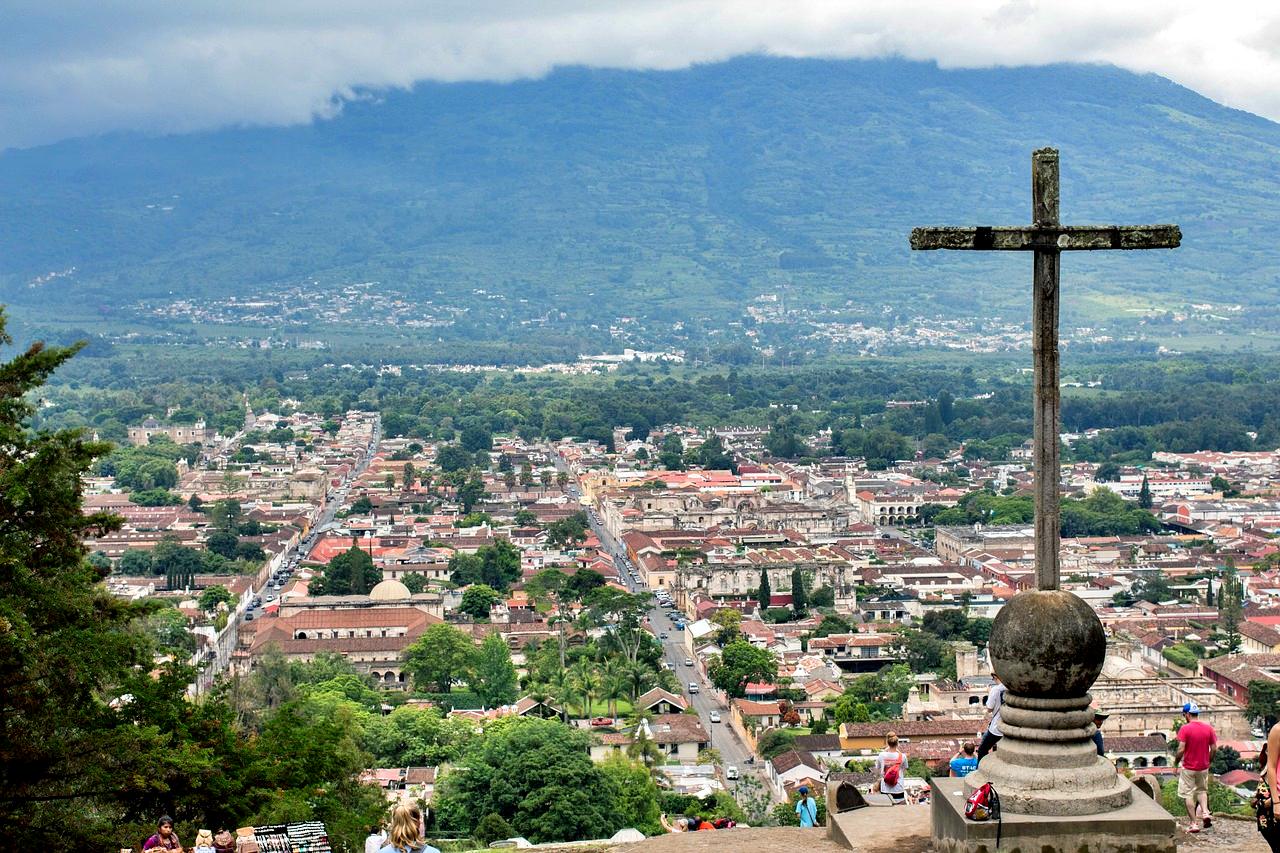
xmin=570 ymin=466 xmax=770 ymax=801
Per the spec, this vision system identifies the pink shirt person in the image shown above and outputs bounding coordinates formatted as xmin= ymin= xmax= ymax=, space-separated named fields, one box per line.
xmin=1177 ymin=719 xmax=1216 ymax=771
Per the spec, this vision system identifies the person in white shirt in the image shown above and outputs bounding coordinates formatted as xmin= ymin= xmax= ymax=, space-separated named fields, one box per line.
xmin=874 ymin=732 xmax=908 ymax=804
xmin=364 ymin=825 xmax=385 ymax=853
xmin=978 ymin=675 xmax=1006 ymax=763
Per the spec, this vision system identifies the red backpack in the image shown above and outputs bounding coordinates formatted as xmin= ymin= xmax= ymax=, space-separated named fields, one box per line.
xmin=965 ymin=782 xmax=1002 ymax=846
xmin=882 ymin=753 xmax=903 ymax=787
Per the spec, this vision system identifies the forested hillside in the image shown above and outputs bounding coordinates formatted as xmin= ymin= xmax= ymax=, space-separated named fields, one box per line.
xmin=2 ymin=57 xmax=1279 ymax=350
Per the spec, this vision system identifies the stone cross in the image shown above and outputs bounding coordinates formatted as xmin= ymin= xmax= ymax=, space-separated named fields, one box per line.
xmin=910 ymin=148 xmax=1179 ymax=590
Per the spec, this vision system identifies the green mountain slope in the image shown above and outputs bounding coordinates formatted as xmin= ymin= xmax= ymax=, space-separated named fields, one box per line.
xmin=1 ymin=57 xmax=1278 ymax=351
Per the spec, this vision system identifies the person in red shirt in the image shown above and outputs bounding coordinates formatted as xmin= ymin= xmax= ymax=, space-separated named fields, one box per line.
xmin=1175 ymin=702 xmax=1217 ymax=833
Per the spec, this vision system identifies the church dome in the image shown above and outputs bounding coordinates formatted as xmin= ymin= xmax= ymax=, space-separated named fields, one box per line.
xmin=369 ymin=579 xmax=411 ymax=601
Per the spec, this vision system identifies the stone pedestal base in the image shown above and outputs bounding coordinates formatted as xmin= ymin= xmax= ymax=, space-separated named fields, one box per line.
xmin=931 ymin=777 xmax=1175 ymax=853
xmin=967 ymin=691 xmax=1131 ymax=815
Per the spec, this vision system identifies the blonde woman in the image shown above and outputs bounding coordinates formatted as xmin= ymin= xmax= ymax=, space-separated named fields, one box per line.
xmin=875 ymin=732 xmax=908 ymax=805
xmin=378 ymin=804 xmax=440 ymax=853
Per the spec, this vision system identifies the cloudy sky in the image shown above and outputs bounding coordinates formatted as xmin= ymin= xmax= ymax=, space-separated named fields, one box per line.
xmin=3 ymin=0 xmax=1279 ymax=150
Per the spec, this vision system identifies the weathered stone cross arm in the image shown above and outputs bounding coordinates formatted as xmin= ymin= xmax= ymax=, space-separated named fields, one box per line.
xmin=910 ymin=224 xmax=1181 ymax=251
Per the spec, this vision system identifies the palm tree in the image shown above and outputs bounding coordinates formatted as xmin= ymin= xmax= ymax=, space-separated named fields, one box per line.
xmin=526 ymin=681 xmax=550 ymax=717
xmin=548 ymin=671 xmax=575 ymax=723
xmin=602 ymin=659 xmax=629 ymax=718
xmin=572 ymin=660 xmax=603 ymax=719
xmin=626 ymin=660 xmax=655 ymax=702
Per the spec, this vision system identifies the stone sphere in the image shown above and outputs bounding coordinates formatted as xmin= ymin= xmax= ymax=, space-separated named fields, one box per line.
xmin=988 ymin=589 xmax=1106 ymax=698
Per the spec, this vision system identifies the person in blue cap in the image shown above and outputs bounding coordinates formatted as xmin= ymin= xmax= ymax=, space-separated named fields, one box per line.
xmin=795 ymin=786 xmax=818 ymax=827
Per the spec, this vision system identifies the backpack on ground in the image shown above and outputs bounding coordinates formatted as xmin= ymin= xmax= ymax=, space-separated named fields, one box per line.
xmin=883 ymin=754 xmax=903 ymax=787
xmin=965 ymin=782 xmax=1002 ymax=847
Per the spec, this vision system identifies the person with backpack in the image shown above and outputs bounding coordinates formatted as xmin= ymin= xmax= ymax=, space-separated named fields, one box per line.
xmin=795 ymin=785 xmax=818 ymax=827
xmin=378 ymin=803 xmax=439 ymax=853
xmin=875 ymin=732 xmax=908 ymax=804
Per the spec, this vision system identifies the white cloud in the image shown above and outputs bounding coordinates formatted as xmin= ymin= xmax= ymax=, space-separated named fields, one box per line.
xmin=2 ymin=0 xmax=1279 ymax=149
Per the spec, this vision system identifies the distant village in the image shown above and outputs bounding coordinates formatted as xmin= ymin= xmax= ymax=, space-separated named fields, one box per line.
xmin=90 ymin=407 xmax=1280 ymax=810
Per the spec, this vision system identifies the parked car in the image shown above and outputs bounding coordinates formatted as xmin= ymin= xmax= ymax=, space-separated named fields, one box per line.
xmin=688 ymin=682 xmax=699 ymax=694
xmin=659 ymin=632 xmax=669 ymax=640
xmin=709 ymin=712 xmax=721 ymax=723
xmin=684 ymin=658 xmax=693 ymax=666
xmin=590 ymin=717 xmax=615 ymax=727
xmin=725 ymin=766 xmax=738 ymax=780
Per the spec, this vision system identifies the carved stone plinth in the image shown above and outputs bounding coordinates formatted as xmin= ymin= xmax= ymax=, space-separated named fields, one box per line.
xmin=966 ymin=588 xmax=1132 ymax=816
xmin=966 ymin=693 xmax=1131 ymax=815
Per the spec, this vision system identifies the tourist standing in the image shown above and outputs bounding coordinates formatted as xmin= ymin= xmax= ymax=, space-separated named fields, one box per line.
xmin=379 ymin=804 xmax=440 ymax=853
xmin=795 ymin=785 xmax=818 ymax=827
xmin=365 ymin=824 xmax=386 ymax=853
xmin=950 ymin=741 xmax=979 ymax=777
xmin=1174 ymin=701 xmax=1217 ymax=833
xmin=875 ymin=732 xmax=908 ymax=804
xmin=142 ymin=816 xmax=181 ymax=851
xmin=977 ymin=675 xmax=1006 ymax=762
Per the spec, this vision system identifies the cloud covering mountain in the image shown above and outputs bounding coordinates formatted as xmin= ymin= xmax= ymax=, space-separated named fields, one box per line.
xmin=4 ymin=0 xmax=1280 ymax=148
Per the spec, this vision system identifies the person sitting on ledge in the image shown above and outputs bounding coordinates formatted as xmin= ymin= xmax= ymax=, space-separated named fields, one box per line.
xmin=660 ymin=809 xmax=691 ymax=829
xmin=950 ymin=741 xmax=978 ymax=777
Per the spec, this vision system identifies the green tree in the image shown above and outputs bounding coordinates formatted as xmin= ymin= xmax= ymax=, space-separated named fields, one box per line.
xmin=756 ymin=729 xmax=797 ymax=760
xmin=405 ymin=623 xmax=477 ymax=694
xmin=811 ymin=613 xmax=852 ymax=638
xmin=472 ymin=632 xmax=519 ymax=708
xmin=460 ymin=584 xmax=502 ymax=619
xmin=209 ymin=498 xmax=243 ymax=532
xmin=1210 ymin=745 xmax=1242 ymax=775
xmin=685 ymin=434 xmax=735 ymax=472
xmin=436 ymin=444 xmax=474 ymax=473
xmin=1218 ymin=568 xmax=1244 ymax=653
xmin=460 ymin=423 xmax=494 ymax=454
xmin=198 ymin=585 xmax=235 ymax=612
xmin=0 ymin=320 xmax=222 ymax=848
xmin=206 ymin=529 xmax=239 ymax=559
xmin=118 ymin=548 xmax=154 ymax=575
xmin=1095 ymin=462 xmax=1122 ymax=482
xmin=790 ymin=567 xmax=807 ymax=616
xmin=401 ymin=573 xmax=427 ymax=594
xmin=152 ymin=537 xmax=203 ymax=589
xmin=457 ymin=475 xmax=488 ymax=513
xmin=434 ymin=717 xmax=623 ymax=844
xmin=350 ymin=495 xmax=374 ymax=514
xmin=514 ymin=508 xmax=538 ymax=527
xmin=474 ymin=813 xmax=516 ymax=847
xmin=922 ymin=608 xmax=969 ymax=639
xmin=363 ymin=705 xmax=476 ymax=767
xmin=1138 ymin=475 xmax=1153 ymax=509
xmin=708 ymin=640 xmax=778 ymax=698
xmin=710 ymin=607 xmax=743 ymax=646
xmin=598 ymin=755 xmax=662 ymax=836
xmin=1248 ymin=680 xmax=1280 ymax=730
xmin=658 ymin=433 xmax=685 ymax=470
xmin=312 ymin=545 xmax=380 ymax=596
xmin=1132 ymin=570 xmax=1173 ymax=604
xmin=757 ymin=568 xmax=771 ymax=613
